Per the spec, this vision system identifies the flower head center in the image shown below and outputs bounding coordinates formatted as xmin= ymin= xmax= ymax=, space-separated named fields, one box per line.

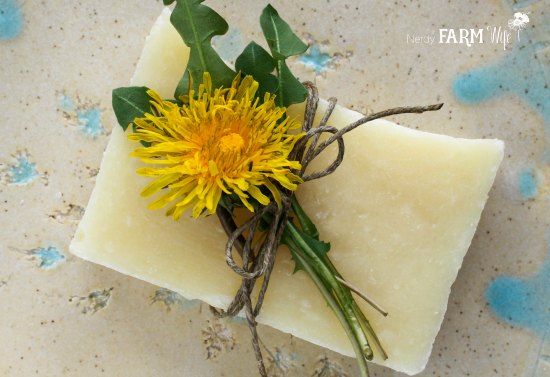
xmin=220 ymin=132 xmax=245 ymax=153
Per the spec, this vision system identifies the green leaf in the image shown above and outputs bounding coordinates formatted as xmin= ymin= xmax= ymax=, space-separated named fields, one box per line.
xmin=299 ymin=230 xmax=331 ymax=258
xmin=163 ymin=0 xmax=176 ymax=5
xmin=236 ymin=42 xmax=276 ymax=74
xmin=291 ymin=197 xmax=319 ymax=239
xmin=235 ymin=42 xmax=278 ymax=96
xmin=258 ymin=4 xmax=308 ymax=107
xmin=112 ymin=86 xmax=151 ymax=131
xmin=260 ymin=4 xmax=308 ymax=60
xmin=276 ymin=60 xmax=308 ymax=107
xmin=282 ymin=224 xmax=330 ymax=274
xmin=281 ymin=233 xmax=307 ymax=274
xmin=170 ymin=0 xmax=235 ymax=97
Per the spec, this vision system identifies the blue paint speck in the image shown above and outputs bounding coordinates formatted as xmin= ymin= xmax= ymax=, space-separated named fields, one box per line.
xmin=486 ymin=256 xmax=550 ymax=334
xmin=77 ymin=107 xmax=103 ymax=138
xmin=60 ymin=95 xmax=104 ymax=137
xmin=30 ymin=246 xmax=65 ymax=269
xmin=59 ymin=95 xmax=76 ymax=112
xmin=152 ymin=288 xmax=200 ymax=311
xmin=299 ymin=45 xmax=332 ymax=74
xmin=518 ymin=167 xmax=538 ymax=199
xmin=9 ymin=153 xmax=37 ymax=185
xmin=0 ymin=0 xmax=23 ymax=40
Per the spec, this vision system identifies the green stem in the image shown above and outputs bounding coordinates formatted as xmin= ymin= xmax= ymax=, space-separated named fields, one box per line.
xmin=285 ymin=238 xmax=370 ymax=377
xmin=320 ymin=253 xmax=388 ymax=360
xmin=290 ymin=197 xmax=387 ymax=359
xmin=284 ymin=221 xmax=373 ymax=360
xmin=352 ymin=302 xmax=388 ymax=360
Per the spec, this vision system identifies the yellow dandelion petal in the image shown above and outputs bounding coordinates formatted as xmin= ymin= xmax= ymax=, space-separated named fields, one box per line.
xmin=247 ymin=185 xmax=270 ymax=206
xmin=141 ymin=173 xmax=181 ymax=198
xmin=177 ymin=185 xmax=200 ymax=207
xmin=148 ymin=187 xmax=186 ymax=210
xmin=205 ymin=184 xmax=222 ymax=214
xmin=168 ymin=199 xmax=195 ymax=220
xmin=129 ymin=72 xmax=304 ymax=219
xmin=208 ymin=160 xmax=219 ymax=175
xmin=192 ymin=201 xmax=206 ymax=218
xmin=145 ymin=89 xmax=163 ymax=105
xmin=136 ymin=166 xmax=183 ymax=177
xmin=169 ymin=176 xmax=197 ymax=189
xmin=264 ymin=179 xmax=282 ymax=208
xmin=232 ymin=186 xmax=254 ymax=212
xmin=215 ymin=178 xmax=231 ymax=195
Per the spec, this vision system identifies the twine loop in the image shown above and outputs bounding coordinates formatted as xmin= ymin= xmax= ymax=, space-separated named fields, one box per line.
xmin=212 ymin=82 xmax=443 ymax=376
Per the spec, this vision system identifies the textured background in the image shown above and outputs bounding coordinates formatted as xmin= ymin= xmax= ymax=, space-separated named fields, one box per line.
xmin=1 ymin=0 xmax=549 ymax=376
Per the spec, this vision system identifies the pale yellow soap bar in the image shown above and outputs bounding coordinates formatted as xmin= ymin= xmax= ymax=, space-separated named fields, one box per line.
xmin=70 ymin=9 xmax=504 ymax=375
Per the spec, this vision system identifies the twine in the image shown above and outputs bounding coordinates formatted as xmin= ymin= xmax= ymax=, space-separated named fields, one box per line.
xmin=213 ymin=82 xmax=443 ymax=377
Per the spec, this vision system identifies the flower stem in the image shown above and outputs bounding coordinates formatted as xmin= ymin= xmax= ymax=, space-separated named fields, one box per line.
xmin=283 ymin=234 xmax=370 ymax=377
xmin=320 ymin=253 xmax=388 ymax=360
xmin=287 ymin=196 xmax=388 ymax=367
xmin=284 ymin=221 xmax=373 ymax=356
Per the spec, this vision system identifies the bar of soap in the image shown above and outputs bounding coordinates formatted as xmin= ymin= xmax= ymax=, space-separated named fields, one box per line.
xmin=70 ymin=9 xmax=504 ymax=375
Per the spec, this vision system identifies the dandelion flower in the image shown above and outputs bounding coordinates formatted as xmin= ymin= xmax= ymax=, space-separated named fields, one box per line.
xmin=129 ymin=73 xmax=304 ymax=219
xmin=508 ymin=12 xmax=529 ymax=41
xmin=508 ymin=12 xmax=529 ymax=31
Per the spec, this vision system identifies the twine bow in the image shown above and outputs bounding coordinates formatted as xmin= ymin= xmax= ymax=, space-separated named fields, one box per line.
xmin=212 ymin=81 xmax=443 ymax=376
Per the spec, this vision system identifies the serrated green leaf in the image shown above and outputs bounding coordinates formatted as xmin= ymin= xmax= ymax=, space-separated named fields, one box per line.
xmin=257 ymin=4 xmax=308 ymax=107
xmin=260 ymin=4 xmax=308 ymax=60
xmin=299 ymin=230 xmax=331 ymax=258
xmin=276 ymin=60 xmax=308 ymax=107
xmin=112 ymin=86 xmax=151 ymax=131
xmin=170 ymin=0 xmax=235 ymax=98
xmin=281 ymin=233 xmax=307 ymax=274
xmin=282 ymin=225 xmax=330 ymax=274
xmin=235 ymin=42 xmax=278 ymax=96
xmin=236 ymin=41 xmax=276 ymax=74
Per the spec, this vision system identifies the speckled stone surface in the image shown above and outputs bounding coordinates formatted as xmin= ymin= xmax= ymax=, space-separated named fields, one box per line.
xmin=1 ymin=0 xmax=550 ymax=376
